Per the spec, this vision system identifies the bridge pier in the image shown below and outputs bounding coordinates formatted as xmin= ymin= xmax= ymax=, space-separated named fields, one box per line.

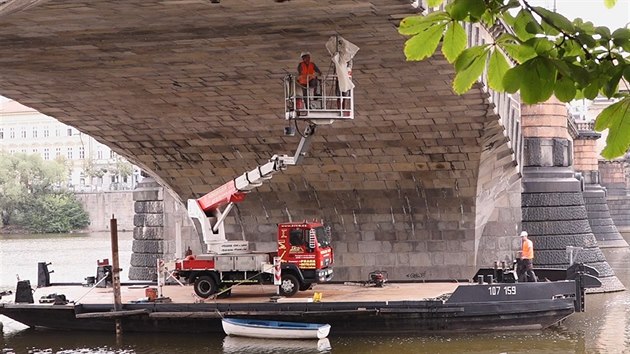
xmin=599 ymin=160 xmax=630 ymax=239
xmin=129 ymin=177 xmax=196 ymax=281
xmin=521 ymin=100 xmax=624 ymax=292
xmin=573 ymin=124 xmax=628 ymax=248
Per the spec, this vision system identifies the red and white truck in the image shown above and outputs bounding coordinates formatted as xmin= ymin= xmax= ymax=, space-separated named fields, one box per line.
xmin=173 ymin=36 xmax=359 ymax=298
xmin=173 ymin=124 xmax=335 ymax=298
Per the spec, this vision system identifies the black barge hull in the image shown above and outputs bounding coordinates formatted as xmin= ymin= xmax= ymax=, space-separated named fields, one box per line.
xmin=0 ymin=281 xmax=583 ymax=334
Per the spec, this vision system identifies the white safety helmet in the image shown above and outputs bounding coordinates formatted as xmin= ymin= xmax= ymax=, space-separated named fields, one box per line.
xmin=520 ymin=231 xmax=528 ymax=237
xmin=300 ymin=51 xmax=311 ymax=58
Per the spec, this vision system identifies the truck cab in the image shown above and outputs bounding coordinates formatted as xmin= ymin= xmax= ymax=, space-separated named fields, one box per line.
xmin=277 ymin=222 xmax=334 ymax=295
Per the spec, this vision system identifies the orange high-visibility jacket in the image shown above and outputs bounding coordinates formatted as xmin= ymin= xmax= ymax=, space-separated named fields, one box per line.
xmin=298 ymin=62 xmax=317 ymax=86
xmin=522 ymin=239 xmax=534 ymax=259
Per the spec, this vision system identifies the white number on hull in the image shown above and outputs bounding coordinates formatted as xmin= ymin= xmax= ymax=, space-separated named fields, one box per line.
xmin=488 ymin=286 xmax=517 ymax=296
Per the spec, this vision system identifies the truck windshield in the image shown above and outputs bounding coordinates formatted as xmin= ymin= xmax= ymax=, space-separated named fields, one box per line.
xmin=315 ymin=227 xmax=331 ymax=247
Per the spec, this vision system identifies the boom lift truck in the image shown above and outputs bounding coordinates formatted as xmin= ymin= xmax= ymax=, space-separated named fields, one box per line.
xmin=173 ymin=36 xmax=359 ymax=298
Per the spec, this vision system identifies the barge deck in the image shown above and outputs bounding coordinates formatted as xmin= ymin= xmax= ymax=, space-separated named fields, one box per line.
xmin=0 ymin=280 xmax=587 ymax=334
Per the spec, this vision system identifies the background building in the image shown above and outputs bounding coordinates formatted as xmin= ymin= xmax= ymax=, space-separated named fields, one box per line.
xmin=0 ymin=97 xmax=142 ymax=191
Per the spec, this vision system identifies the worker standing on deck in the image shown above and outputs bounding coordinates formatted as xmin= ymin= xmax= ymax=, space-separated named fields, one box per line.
xmin=297 ymin=51 xmax=322 ymax=102
xmin=518 ymin=231 xmax=537 ymax=282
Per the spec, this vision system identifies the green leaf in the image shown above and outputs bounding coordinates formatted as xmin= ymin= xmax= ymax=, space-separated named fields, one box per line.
xmin=487 ymin=48 xmax=510 ymax=91
xmin=604 ymin=0 xmax=617 ymax=8
xmin=612 ymin=28 xmax=630 ymax=41
xmin=519 ymin=58 xmax=557 ymax=104
xmin=404 ymin=23 xmax=447 ymax=61
xmin=567 ymin=64 xmax=591 ymax=87
xmin=576 ymin=32 xmax=597 ymax=48
xmin=399 ymin=12 xmax=450 ymax=35
xmin=533 ymin=6 xmax=575 ymax=33
xmin=554 ymin=77 xmax=576 ymax=102
xmin=428 ymin=0 xmax=445 ymax=7
xmin=594 ymin=97 xmax=630 ymax=159
xmin=442 ymin=21 xmax=467 ymax=63
xmin=498 ymin=0 xmax=520 ymax=13
xmin=563 ymin=39 xmax=584 ymax=57
xmin=525 ymin=20 xmax=544 ymax=35
xmin=499 ymin=43 xmax=537 ymax=63
xmin=454 ymin=45 xmax=489 ymax=71
xmin=541 ymin=20 xmax=560 ymax=36
xmin=453 ymin=46 xmax=489 ymax=93
xmin=503 ymin=65 xmax=524 ymax=93
xmin=446 ymin=0 xmax=485 ymax=21
xmin=583 ymin=82 xmax=599 ymax=100
xmin=502 ymin=12 xmax=516 ymax=27
xmin=595 ymin=26 xmax=612 ymax=41
xmin=603 ymin=66 xmax=624 ymax=98
xmin=513 ymin=9 xmax=537 ymax=40
xmin=524 ymin=37 xmax=554 ymax=55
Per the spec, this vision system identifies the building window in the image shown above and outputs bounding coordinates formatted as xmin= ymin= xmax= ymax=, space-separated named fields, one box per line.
xmin=79 ymin=146 xmax=85 ymax=159
xmin=55 ymin=128 xmax=60 ymax=137
xmin=21 ymin=149 xmax=27 ymax=153
xmin=110 ymin=150 xmax=116 ymax=159
xmin=43 ymin=148 xmax=50 ymax=160
xmin=9 ymin=149 xmax=15 ymax=154
xmin=21 ymin=129 xmax=27 ymax=138
xmin=10 ymin=128 xmax=15 ymax=139
xmin=97 ymin=150 xmax=103 ymax=160
xmin=55 ymin=148 xmax=61 ymax=157
xmin=67 ymin=148 xmax=73 ymax=159
xmin=32 ymin=148 xmax=38 ymax=154
xmin=0 ymin=128 xmax=3 ymax=139
xmin=43 ymin=127 xmax=49 ymax=138
xmin=32 ymin=128 xmax=38 ymax=138
xmin=67 ymin=128 xmax=73 ymax=136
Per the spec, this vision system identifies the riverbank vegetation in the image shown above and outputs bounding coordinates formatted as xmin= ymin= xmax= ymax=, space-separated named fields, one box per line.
xmin=0 ymin=152 xmax=89 ymax=233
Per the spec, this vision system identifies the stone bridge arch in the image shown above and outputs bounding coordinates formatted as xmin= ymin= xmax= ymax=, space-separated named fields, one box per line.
xmin=0 ymin=0 xmax=522 ymax=280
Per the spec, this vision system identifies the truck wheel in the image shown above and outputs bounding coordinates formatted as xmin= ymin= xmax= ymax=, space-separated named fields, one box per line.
xmin=279 ymin=274 xmax=299 ymax=297
xmin=194 ymin=275 xmax=217 ymax=298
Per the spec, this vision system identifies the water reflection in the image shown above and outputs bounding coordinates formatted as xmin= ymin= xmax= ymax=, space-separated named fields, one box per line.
xmin=222 ymin=336 xmax=331 ymax=353
xmin=0 ymin=328 xmax=223 ymax=354
xmin=2 ymin=234 xmax=630 ymax=353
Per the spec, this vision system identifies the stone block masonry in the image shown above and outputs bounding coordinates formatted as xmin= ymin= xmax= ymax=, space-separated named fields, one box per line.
xmin=0 ymin=0 xmax=523 ymax=281
xmin=573 ymin=127 xmax=628 ymax=248
xmin=521 ymin=100 xmax=623 ymax=292
xmin=128 ymin=177 xmax=197 ymax=281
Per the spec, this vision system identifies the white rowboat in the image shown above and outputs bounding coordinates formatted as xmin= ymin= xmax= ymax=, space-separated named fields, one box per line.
xmin=221 ymin=318 xmax=331 ymax=339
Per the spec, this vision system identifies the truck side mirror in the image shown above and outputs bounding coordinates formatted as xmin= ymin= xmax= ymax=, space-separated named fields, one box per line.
xmin=308 ymin=229 xmax=317 ymax=250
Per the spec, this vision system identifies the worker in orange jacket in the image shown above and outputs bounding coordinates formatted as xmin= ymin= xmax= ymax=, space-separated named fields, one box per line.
xmin=518 ymin=231 xmax=537 ymax=282
xmin=297 ymin=51 xmax=322 ymax=103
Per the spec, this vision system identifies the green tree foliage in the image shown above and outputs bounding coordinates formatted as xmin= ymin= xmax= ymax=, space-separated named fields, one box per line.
xmin=18 ymin=194 xmax=90 ymax=233
xmin=399 ymin=0 xmax=630 ymax=159
xmin=0 ymin=152 xmax=89 ymax=233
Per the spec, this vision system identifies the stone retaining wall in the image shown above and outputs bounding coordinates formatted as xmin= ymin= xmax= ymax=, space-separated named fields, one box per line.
xmin=75 ymin=192 xmax=135 ymax=232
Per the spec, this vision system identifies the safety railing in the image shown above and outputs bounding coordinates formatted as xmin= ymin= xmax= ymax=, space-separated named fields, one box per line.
xmin=284 ymin=74 xmax=354 ymax=122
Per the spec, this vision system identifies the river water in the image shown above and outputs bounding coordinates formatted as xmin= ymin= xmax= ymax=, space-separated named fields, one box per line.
xmin=1 ymin=232 xmax=630 ymax=353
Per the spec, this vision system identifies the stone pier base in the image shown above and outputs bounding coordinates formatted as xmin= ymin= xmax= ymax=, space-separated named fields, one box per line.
xmin=522 ymin=167 xmax=625 ymax=293
xmin=583 ymin=184 xmax=629 ymax=248
xmin=128 ymin=177 xmax=197 ymax=281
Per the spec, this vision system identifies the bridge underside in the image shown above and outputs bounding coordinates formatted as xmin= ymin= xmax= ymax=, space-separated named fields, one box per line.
xmin=0 ymin=0 xmax=521 ymax=280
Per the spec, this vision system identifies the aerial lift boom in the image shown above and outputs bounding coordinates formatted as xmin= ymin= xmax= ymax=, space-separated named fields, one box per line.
xmin=188 ymin=124 xmax=317 ymax=253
